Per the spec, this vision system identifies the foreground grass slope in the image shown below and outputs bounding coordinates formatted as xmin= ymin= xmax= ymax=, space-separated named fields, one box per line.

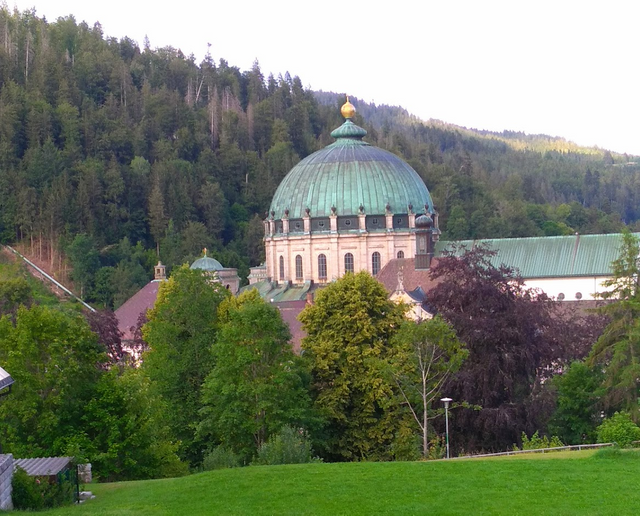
xmin=44 ymin=451 xmax=640 ymax=515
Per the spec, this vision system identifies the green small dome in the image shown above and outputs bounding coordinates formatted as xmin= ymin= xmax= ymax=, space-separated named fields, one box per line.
xmin=190 ymin=255 xmax=224 ymax=272
xmin=269 ymin=120 xmax=433 ymax=219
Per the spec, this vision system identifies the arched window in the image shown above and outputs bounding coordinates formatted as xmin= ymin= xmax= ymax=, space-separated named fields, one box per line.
xmin=372 ymin=252 xmax=381 ymax=276
xmin=344 ymin=253 xmax=354 ymax=274
xmin=279 ymin=256 xmax=285 ymax=280
xmin=397 ymin=250 xmax=405 ymax=259
xmin=295 ymin=255 xmax=303 ymax=281
xmin=318 ymin=254 xmax=327 ymax=280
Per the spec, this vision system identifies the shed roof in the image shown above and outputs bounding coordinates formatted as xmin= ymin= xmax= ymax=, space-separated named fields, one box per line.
xmin=0 ymin=366 xmax=13 ymax=391
xmin=14 ymin=457 xmax=73 ymax=476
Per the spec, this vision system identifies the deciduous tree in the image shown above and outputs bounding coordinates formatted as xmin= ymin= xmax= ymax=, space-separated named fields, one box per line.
xmin=199 ymin=291 xmax=312 ymax=460
xmin=142 ymin=265 xmax=229 ymax=465
xmin=428 ymin=244 xmax=589 ymax=452
xmin=300 ymin=271 xmax=410 ymax=461
xmin=390 ymin=316 xmax=467 ymax=458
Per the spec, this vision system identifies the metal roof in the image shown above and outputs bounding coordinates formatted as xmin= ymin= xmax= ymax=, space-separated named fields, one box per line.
xmin=0 ymin=366 xmax=13 ymax=391
xmin=14 ymin=457 xmax=73 ymax=476
xmin=190 ymin=256 xmax=224 ymax=272
xmin=270 ymin=120 xmax=433 ymax=219
xmin=436 ymin=233 xmax=631 ymax=278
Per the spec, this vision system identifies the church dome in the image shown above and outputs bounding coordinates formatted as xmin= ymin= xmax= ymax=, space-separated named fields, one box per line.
xmin=269 ymin=102 xmax=434 ymax=220
xmin=190 ymin=251 xmax=224 ymax=272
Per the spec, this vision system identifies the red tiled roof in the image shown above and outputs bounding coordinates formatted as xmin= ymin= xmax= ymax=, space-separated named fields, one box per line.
xmin=115 ymin=280 xmax=163 ymax=341
xmin=272 ymin=299 xmax=308 ymax=353
xmin=376 ymin=258 xmax=441 ymax=295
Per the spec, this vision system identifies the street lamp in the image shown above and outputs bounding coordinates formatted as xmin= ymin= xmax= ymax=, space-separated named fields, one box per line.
xmin=441 ymin=397 xmax=452 ymax=459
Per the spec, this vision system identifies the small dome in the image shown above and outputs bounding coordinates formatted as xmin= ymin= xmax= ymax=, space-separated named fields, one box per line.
xmin=415 ymin=214 xmax=433 ymax=228
xmin=190 ymin=253 xmax=224 ymax=272
xmin=341 ymin=97 xmax=356 ymax=119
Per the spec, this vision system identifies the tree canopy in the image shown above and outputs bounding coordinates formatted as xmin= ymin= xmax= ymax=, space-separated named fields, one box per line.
xmin=300 ymin=271 xmax=411 ymax=461
xmin=199 ymin=291 xmax=312 ymax=461
xmin=427 ymin=244 xmax=596 ymax=452
xmin=142 ymin=265 xmax=229 ymax=464
xmin=588 ymin=230 xmax=640 ymax=419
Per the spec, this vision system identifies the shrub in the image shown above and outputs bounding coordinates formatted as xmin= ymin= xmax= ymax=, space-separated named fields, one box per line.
xmin=253 ymin=426 xmax=320 ymax=466
xmin=597 ymin=412 xmax=640 ymax=448
xmin=11 ymin=467 xmax=75 ymax=510
xmin=519 ymin=431 xmax=564 ymax=450
xmin=389 ymin=426 xmax=421 ymax=461
xmin=202 ymin=446 xmax=241 ymax=471
xmin=594 ymin=447 xmax=640 ymax=460
xmin=428 ymin=436 xmax=447 ymax=460
xmin=11 ymin=467 xmax=44 ymax=511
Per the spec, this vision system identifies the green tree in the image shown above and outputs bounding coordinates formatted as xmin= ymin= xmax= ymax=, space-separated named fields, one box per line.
xmin=391 ymin=316 xmax=467 ymax=458
xmin=548 ymin=361 xmax=604 ymax=444
xmin=597 ymin=412 xmax=640 ymax=447
xmin=0 ymin=277 xmax=33 ymax=316
xmin=81 ymin=368 xmax=187 ymax=481
xmin=148 ymin=176 xmax=167 ymax=256
xmin=66 ymin=233 xmax=100 ymax=297
xmin=200 ymin=291 xmax=312 ymax=460
xmin=299 ymin=271 xmax=409 ymax=461
xmin=588 ymin=230 xmax=640 ymax=420
xmin=142 ymin=265 xmax=229 ymax=465
xmin=0 ymin=305 xmax=105 ymax=457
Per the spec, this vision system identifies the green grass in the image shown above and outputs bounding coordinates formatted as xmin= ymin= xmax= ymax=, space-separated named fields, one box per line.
xmin=41 ymin=450 xmax=640 ymax=515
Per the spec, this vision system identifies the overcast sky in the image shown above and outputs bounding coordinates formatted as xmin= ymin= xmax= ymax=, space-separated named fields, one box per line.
xmin=9 ymin=0 xmax=640 ymax=155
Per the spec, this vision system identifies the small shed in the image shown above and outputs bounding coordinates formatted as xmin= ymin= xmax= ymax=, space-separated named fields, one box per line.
xmin=13 ymin=456 xmax=78 ymax=506
xmin=0 ymin=366 xmax=14 ymax=397
xmin=14 ymin=457 xmax=74 ymax=482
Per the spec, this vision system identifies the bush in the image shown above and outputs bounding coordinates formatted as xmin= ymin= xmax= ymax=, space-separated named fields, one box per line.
xmin=202 ymin=446 xmax=241 ymax=471
xmin=519 ymin=431 xmax=564 ymax=450
xmin=594 ymin=447 xmax=640 ymax=460
xmin=253 ymin=426 xmax=320 ymax=466
xmin=11 ymin=467 xmax=44 ymax=511
xmin=597 ymin=412 xmax=640 ymax=448
xmin=11 ymin=467 xmax=74 ymax=510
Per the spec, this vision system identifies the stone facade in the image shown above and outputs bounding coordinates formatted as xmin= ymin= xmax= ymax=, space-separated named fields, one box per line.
xmin=0 ymin=454 xmax=13 ymax=511
xmin=264 ymin=212 xmax=429 ymax=284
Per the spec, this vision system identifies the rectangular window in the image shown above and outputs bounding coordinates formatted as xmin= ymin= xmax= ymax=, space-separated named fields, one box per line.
xmin=318 ymin=254 xmax=327 ymax=280
xmin=295 ymin=255 xmax=303 ymax=281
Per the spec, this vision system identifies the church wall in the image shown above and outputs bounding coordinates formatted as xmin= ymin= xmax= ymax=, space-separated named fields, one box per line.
xmin=525 ymin=276 xmax=612 ymax=301
xmin=265 ymin=229 xmax=418 ymax=284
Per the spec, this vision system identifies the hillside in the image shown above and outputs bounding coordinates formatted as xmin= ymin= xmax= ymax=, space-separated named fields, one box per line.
xmin=0 ymin=7 xmax=638 ymax=309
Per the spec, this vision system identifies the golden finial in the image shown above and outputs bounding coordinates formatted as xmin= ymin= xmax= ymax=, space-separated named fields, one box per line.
xmin=203 ymin=247 xmax=208 ymax=257
xmin=341 ymin=96 xmax=356 ymax=119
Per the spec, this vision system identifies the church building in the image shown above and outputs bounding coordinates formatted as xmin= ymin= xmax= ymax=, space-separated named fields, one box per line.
xmin=261 ymin=99 xmax=440 ymax=286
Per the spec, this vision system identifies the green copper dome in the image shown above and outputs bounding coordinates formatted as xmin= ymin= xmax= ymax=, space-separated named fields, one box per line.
xmin=190 ymin=254 xmax=224 ymax=272
xmin=269 ymin=120 xmax=434 ymax=219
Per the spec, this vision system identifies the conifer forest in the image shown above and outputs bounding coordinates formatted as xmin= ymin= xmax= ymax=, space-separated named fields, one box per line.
xmin=1 ymin=8 xmax=639 ymax=306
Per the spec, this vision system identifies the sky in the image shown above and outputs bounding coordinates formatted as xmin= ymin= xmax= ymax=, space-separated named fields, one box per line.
xmin=8 ymin=0 xmax=640 ymax=155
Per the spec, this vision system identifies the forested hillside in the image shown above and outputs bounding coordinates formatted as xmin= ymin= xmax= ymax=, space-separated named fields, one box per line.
xmin=1 ymin=7 xmax=639 ymax=309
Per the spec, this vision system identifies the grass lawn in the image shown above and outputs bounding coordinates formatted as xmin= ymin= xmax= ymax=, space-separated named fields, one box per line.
xmin=42 ymin=449 xmax=640 ymax=515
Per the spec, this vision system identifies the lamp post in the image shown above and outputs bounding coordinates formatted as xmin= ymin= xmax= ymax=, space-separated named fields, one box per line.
xmin=441 ymin=397 xmax=452 ymax=459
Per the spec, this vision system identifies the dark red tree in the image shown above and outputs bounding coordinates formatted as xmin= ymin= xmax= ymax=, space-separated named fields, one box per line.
xmin=130 ymin=311 xmax=150 ymax=358
xmin=86 ymin=309 xmax=125 ymax=365
xmin=427 ymin=244 xmax=599 ymax=452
